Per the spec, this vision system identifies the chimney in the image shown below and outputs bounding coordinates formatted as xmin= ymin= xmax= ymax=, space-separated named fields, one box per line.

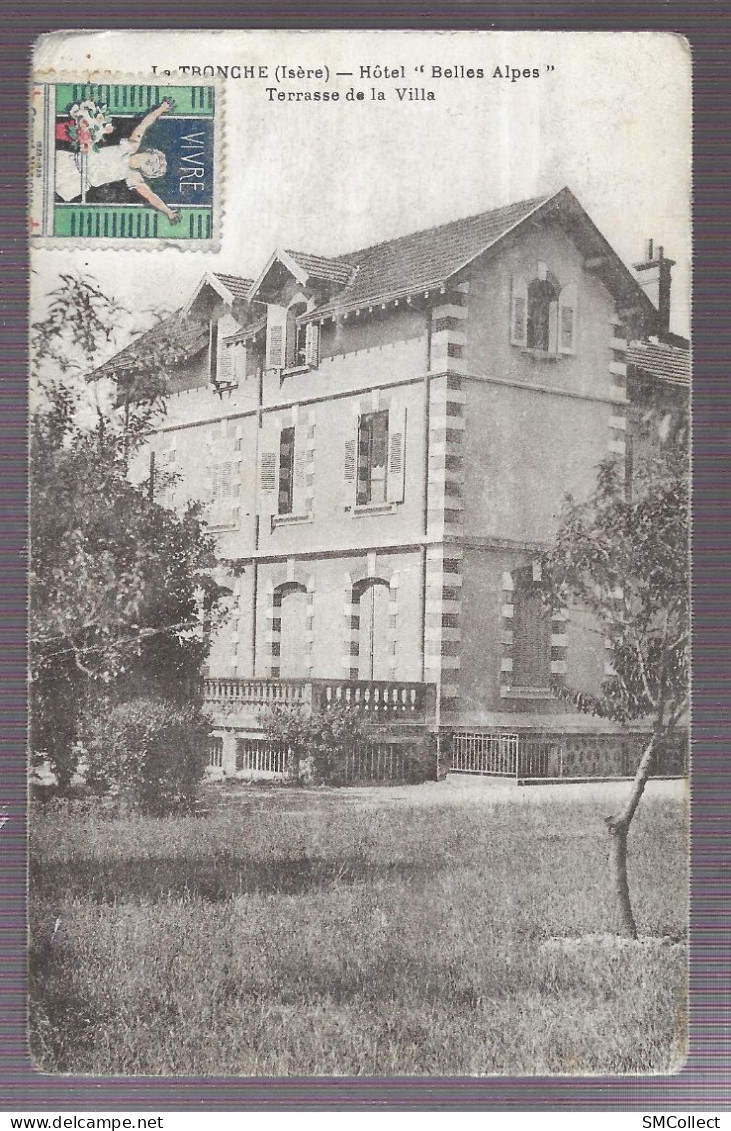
xmin=634 ymin=239 xmax=675 ymax=333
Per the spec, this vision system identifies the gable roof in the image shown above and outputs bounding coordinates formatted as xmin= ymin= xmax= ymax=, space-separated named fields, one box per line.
xmin=213 ymin=272 xmax=255 ymax=301
xmin=291 ymin=187 xmax=658 ymax=324
xmin=283 ymin=251 xmax=356 ymax=287
xmin=94 ymin=311 xmax=209 ymax=379
xmin=309 ymin=194 xmax=550 ymax=319
xmin=97 ymin=187 xmax=667 ymax=384
xmin=184 ymin=271 xmax=255 ymax=314
xmin=627 ymin=339 xmax=690 ymax=387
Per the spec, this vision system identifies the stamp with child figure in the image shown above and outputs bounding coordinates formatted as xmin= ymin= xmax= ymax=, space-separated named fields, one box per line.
xmin=30 ymin=78 xmax=219 ymax=244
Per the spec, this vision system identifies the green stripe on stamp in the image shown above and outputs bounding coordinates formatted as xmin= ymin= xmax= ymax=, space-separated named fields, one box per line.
xmin=54 ymin=83 xmax=214 ymax=117
xmin=54 ymin=205 xmax=213 ymax=240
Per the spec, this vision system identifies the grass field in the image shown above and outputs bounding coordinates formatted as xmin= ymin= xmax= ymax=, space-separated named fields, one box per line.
xmin=29 ymin=779 xmax=688 ymax=1076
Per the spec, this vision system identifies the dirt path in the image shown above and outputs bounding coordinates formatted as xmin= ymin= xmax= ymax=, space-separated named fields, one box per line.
xmin=219 ymin=774 xmax=688 ymax=810
xmin=339 ymin=774 xmax=688 ymax=808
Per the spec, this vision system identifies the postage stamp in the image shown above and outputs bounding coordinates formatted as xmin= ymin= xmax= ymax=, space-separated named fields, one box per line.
xmin=30 ymin=77 xmax=219 ymax=245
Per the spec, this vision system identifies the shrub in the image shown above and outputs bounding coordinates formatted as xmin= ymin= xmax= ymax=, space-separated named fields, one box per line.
xmin=262 ymin=703 xmax=374 ymax=785
xmin=262 ymin=704 xmax=437 ymax=785
xmin=80 ymin=697 xmax=211 ymax=815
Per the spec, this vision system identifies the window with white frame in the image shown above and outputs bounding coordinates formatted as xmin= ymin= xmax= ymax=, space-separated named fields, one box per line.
xmin=511 ymin=266 xmax=577 ymax=356
xmin=357 ymin=410 xmax=389 ymax=505
xmin=258 ymin=418 xmax=310 ymax=520
xmin=344 ymin=405 xmax=406 ymax=509
xmin=277 ymin=426 xmax=296 ymax=515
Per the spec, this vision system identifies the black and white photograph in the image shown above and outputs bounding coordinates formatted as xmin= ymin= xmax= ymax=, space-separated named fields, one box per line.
xmin=28 ymin=29 xmax=691 ymax=1079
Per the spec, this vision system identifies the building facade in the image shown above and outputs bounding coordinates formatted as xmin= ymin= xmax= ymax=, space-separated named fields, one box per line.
xmin=102 ymin=187 xmax=689 ymax=778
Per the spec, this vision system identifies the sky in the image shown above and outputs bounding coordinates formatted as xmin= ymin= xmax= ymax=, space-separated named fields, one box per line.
xmin=32 ymin=30 xmax=691 ymax=353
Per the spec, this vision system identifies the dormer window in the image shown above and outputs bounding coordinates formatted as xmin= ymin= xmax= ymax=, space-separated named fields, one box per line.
xmin=511 ymin=268 xmax=577 ymax=356
xmin=287 ymin=301 xmax=308 ymax=368
xmin=266 ymin=299 xmax=320 ymax=372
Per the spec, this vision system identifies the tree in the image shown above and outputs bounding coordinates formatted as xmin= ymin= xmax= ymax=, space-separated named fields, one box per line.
xmin=29 ymin=273 xmax=230 ymax=787
xmin=541 ymin=406 xmax=689 ymax=938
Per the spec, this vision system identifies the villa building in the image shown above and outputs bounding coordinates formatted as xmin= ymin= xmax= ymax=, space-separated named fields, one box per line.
xmin=100 ymin=187 xmax=689 ymax=780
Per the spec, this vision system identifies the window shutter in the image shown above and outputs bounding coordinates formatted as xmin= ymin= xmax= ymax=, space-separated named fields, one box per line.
xmin=209 ymin=321 xmax=218 ymax=385
xmin=216 ymin=313 xmax=238 ymax=385
xmin=208 ymin=460 xmax=233 ymax=525
xmin=558 ymin=284 xmax=577 ymax=354
xmin=259 ymin=451 xmax=277 ymax=505
xmin=305 ymin=321 xmax=320 ymax=368
xmin=158 ymin=445 xmax=177 ymax=507
xmin=217 ymin=344 xmax=234 ymax=386
xmin=510 ymin=276 xmax=528 ymax=346
xmin=211 ymin=463 xmax=224 ymax=523
xmin=222 ymin=459 xmax=237 ymax=525
xmin=344 ymin=427 xmax=357 ymax=508
xmin=258 ymin=418 xmax=279 ymax=516
xmin=386 ymin=405 xmax=406 ymax=503
xmin=266 ymin=305 xmax=287 ymax=369
xmin=548 ymin=300 xmax=558 ymax=355
xmin=292 ymin=425 xmax=307 ymax=513
xmin=208 ymin=463 xmax=219 ymax=520
xmin=203 ymin=435 xmax=213 ymax=509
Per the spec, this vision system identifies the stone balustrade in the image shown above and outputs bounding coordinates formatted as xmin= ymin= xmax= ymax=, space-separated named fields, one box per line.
xmin=202 ymin=677 xmax=435 ymax=723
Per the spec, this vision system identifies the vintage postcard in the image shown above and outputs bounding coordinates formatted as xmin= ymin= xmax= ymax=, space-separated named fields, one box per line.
xmin=28 ymin=29 xmax=691 ymax=1079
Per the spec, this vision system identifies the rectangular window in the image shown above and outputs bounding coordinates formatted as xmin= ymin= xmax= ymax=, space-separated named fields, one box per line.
xmin=278 ymin=426 xmax=295 ymax=515
xmin=357 ymin=410 xmax=389 ymax=505
xmin=208 ymin=737 xmax=223 ymax=768
xmin=294 ymin=322 xmax=308 ymax=368
xmin=284 ymin=303 xmax=308 ymax=368
xmin=513 ymin=571 xmax=552 ymax=687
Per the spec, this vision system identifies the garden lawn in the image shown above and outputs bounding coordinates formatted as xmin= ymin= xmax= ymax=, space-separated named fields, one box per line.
xmin=29 ymin=781 xmax=688 ymax=1076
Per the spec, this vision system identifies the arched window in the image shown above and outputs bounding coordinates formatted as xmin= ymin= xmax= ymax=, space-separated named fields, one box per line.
xmin=273 ymin=583 xmax=308 ymax=678
xmin=511 ymin=271 xmax=576 ymax=355
xmin=527 ymin=277 xmax=559 ymax=352
xmin=353 ymin=579 xmax=391 ymax=681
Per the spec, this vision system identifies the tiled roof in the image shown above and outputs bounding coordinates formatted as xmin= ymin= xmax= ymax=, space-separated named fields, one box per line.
xmin=225 ymin=316 xmax=267 ymax=345
xmin=213 ymin=272 xmax=255 ymax=300
xmin=283 ymin=251 xmax=356 ymax=287
xmin=308 ymin=194 xmax=550 ymax=319
xmin=627 ymin=339 xmax=690 ymax=386
xmin=94 ymin=311 xmax=208 ymax=378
